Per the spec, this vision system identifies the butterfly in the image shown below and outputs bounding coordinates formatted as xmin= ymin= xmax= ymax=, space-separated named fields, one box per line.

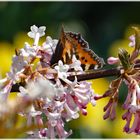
xmin=50 ymin=27 xmax=105 ymax=71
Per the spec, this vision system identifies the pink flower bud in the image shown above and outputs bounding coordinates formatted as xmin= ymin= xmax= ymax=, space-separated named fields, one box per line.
xmin=107 ymin=57 xmax=119 ymax=65
xmin=129 ymin=35 xmax=135 ymax=47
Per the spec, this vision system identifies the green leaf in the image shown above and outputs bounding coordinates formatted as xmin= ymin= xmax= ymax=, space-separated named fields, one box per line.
xmin=118 ymin=48 xmax=131 ymax=70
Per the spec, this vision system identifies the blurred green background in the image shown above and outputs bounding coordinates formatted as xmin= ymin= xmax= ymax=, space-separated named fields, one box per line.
xmin=0 ymin=2 xmax=140 ymax=138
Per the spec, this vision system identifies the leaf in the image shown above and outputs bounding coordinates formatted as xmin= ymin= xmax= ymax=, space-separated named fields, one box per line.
xmin=118 ymin=48 xmax=131 ymax=70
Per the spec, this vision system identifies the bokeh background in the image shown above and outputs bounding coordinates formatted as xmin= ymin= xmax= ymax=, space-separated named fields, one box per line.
xmin=0 ymin=1 xmax=140 ymax=138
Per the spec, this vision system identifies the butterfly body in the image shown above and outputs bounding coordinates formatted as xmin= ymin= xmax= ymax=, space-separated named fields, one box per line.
xmin=50 ymin=27 xmax=105 ymax=71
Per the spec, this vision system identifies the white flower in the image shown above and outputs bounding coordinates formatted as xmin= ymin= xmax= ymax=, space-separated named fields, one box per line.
xmin=29 ymin=105 xmax=42 ymax=117
xmin=47 ymin=112 xmax=61 ymax=127
xmin=55 ymin=60 xmax=69 ymax=80
xmin=18 ymin=86 xmax=28 ymax=97
xmin=11 ymin=55 xmax=28 ymax=73
xmin=0 ymin=80 xmax=13 ymax=101
xmin=20 ymin=78 xmax=58 ymax=100
xmin=7 ymin=71 xmax=21 ymax=83
xmin=28 ymin=25 xmax=46 ymax=38
xmin=64 ymin=103 xmax=79 ymax=121
xmin=20 ymin=42 xmax=37 ymax=59
xmin=7 ymin=55 xmax=28 ymax=83
xmin=42 ymin=36 xmax=58 ymax=55
xmin=28 ymin=25 xmax=46 ymax=46
xmin=73 ymin=81 xmax=93 ymax=105
xmin=69 ymin=55 xmax=83 ymax=71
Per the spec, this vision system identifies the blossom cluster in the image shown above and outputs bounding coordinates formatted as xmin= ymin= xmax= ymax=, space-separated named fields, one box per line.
xmin=1 ymin=25 xmax=140 ymax=138
xmin=0 ymin=25 xmax=97 ymax=138
xmin=96 ymin=27 xmax=140 ymax=135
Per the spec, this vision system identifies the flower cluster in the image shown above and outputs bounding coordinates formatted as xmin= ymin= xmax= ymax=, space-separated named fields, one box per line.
xmin=1 ymin=24 xmax=140 ymax=138
xmin=0 ymin=25 xmax=97 ymax=138
xmin=95 ymin=27 xmax=140 ymax=135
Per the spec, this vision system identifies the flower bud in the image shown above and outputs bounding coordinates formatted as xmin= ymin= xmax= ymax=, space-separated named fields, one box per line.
xmin=107 ymin=57 xmax=119 ymax=65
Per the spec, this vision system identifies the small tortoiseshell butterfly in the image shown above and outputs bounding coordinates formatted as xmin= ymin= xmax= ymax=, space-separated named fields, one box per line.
xmin=50 ymin=27 xmax=105 ymax=71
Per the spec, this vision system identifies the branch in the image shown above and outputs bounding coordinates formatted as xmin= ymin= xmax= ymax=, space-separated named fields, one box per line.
xmin=11 ymin=63 xmax=140 ymax=92
xmin=68 ymin=67 xmax=121 ymax=81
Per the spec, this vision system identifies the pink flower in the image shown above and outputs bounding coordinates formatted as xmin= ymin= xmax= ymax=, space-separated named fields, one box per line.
xmin=42 ymin=36 xmax=58 ymax=55
xmin=72 ymin=81 xmax=97 ymax=115
xmin=0 ymin=79 xmax=13 ymax=101
xmin=107 ymin=57 xmax=119 ymax=65
xmin=122 ymin=106 xmax=140 ymax=134
xmin=37 ymin=50 xmax=52 ymax=68
xmin=103 ymin=98 xmax=117 ymax=120
xmin=44 ymin=119 xmax=72 ymax=138
xmin=122 ymin=79 xmax=140 ymax=134
xmin=129 ymin=34 xmax=135 ymax=47
xmin=0 ymin=25 xmax=100 ymax=139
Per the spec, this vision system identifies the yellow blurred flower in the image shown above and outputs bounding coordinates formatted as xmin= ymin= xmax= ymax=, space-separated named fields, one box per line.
xmin=13 ymin=32 xmax=45 ymax=49
xmin=109 ymin=39 xmax=133 ymax=57
xmin=13 ymin=32 xmax=33 ymax=49
xmin=0 ymin=42 xmax=14 ymax=77
xmin=109 ymin=25 xmax=138 ymax=57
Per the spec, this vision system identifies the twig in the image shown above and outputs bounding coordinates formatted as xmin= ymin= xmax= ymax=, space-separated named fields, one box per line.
xmin=68 ymin=67 xmax=121 ymax=81
xmin=11 ymin=63 xmax=140 ymax=92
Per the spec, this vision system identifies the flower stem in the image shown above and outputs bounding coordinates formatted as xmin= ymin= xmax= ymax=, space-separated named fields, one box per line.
xmin=34 ymin=33 xmax=40 ymax=46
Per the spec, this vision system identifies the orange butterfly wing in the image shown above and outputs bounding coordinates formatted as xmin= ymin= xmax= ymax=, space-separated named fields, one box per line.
xmin=50 ymin=27 xmax=105 ymax=71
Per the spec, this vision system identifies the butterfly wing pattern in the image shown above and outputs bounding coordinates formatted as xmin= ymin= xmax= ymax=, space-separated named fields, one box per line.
xmin=50 ymin=27 xmax=105 ymax=71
